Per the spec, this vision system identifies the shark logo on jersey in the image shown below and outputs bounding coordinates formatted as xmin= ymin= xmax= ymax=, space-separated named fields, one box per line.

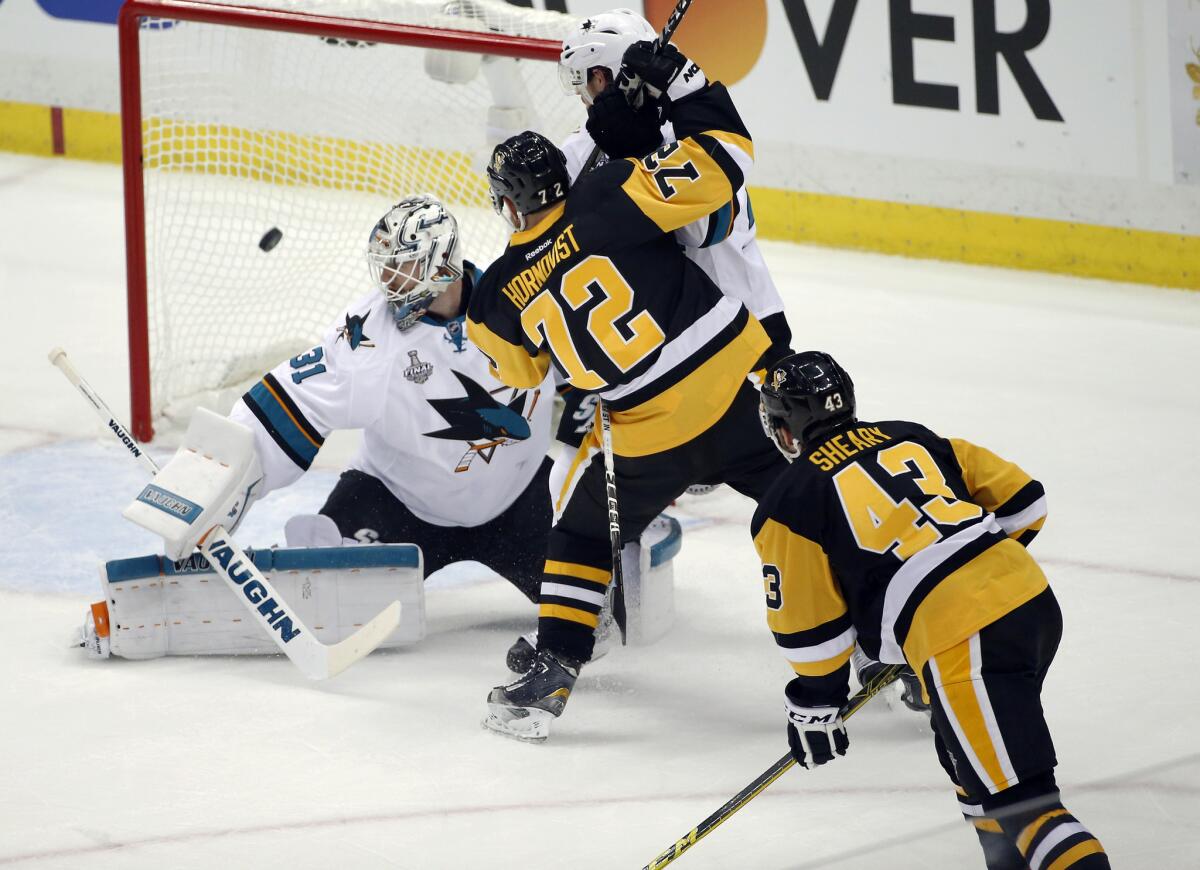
xmin=404 ymin=350 xmax=433 ymax=384
xmin=443 ymin=320 xmax=465 ymax=353
xmin=424 ymin=370 xmax=539 ymax=472
xmin=336 ymin=311 xmax=374 ymax=350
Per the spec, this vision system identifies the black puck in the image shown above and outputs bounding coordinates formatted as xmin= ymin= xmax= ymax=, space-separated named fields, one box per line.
xmin=259 ymin=227 xmax=283 ymax=251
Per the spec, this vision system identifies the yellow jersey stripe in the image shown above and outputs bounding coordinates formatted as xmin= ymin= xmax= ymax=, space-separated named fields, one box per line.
xmin=1045 ymin=840 xmax=1106 ymax=870
xmin=703 ymin=128 xmax=754 ymax=161
xmin=465 ymin=316 xmax=551 ymax=389
xmin=620 ymin=138 xmax=734 ymax=234
xmin=902 ymin=537 xmax=1048 ymax=674
xmin=610 ymin=316 xmax=767 ymax=457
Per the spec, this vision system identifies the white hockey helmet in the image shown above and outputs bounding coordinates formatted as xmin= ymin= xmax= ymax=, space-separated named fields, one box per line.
xmin=559 ymin=8 xmax=657 ymax=103
xmin=366 ymin=195 xmax=464 ymax=331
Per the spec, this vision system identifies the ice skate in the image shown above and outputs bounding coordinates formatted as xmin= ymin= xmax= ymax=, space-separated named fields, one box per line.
xmin=484 ymin=649 xmax=580 ymax=742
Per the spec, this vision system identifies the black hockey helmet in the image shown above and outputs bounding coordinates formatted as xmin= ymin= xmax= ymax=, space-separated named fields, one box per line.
xmin=760 ymin=351 xmax=856 ymax=460
xmin=487 ymin=131 xmax=570 ymax=228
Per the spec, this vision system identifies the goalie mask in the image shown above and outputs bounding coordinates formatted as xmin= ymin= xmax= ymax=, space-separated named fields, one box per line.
xmin=366 ymin=195 xmax=464 ymax=331
xmin=559 ymin=8 xmax=656 ymax=104
xmin=759 ymin=352 xmax=856 ymax=461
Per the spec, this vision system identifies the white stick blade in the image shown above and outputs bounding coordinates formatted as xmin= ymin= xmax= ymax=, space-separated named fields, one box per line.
xmin=322 ymin=600 xmax=403 ymax=680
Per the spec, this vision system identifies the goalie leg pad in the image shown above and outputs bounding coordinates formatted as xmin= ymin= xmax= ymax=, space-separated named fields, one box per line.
xmin=98 ymin=545 xmax=425 ymax=660
xmin=622 ymin=513 xmax=681 ymax=647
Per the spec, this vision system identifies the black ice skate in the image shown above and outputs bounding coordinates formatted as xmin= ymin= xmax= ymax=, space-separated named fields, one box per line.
xmin=483 ymin=649 xmax=580 ymax=742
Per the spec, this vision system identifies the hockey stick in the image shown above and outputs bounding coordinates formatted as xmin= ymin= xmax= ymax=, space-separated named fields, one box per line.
xmin=597 ymin=398 xmax=627 ymax=644
xmin=48 ymin=347 xmax=400 ymax=681
xmin=640 ymin=663 xmax=906 ymax=870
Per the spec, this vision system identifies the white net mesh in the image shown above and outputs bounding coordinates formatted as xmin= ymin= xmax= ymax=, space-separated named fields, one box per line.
xmin=133 ymin=0 xmax=584 ymax=434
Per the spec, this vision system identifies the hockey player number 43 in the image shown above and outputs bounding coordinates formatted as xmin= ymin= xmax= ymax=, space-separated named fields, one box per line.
xmin=521 ymin=255 xmax=666 ymax=390
xmin=833 ymin=442 xmax=983 ymax=560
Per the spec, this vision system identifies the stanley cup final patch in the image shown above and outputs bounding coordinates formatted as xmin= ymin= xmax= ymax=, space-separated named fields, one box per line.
xmin=404 ymin=350 xmax=433 ymax=384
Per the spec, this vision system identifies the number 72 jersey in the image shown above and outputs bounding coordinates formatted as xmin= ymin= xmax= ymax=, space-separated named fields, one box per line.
xmin=467 ymin=82 xmax=769 ymax=457
xmin=751 ymin=419 xmax=1051 ymax=683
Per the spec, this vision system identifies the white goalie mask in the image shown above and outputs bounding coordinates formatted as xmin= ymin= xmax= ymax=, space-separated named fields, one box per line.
xmin=366 ymin=195 xmax=464 ymax=331
xmin=558 ymin=8 xmax=657 ymax=104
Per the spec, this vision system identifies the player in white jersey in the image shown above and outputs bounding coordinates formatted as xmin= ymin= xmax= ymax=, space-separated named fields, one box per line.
xmin=230 ymin=195 xmax=555 ymax=601
xmin=545 ymin=8 xmax=795 ymax=505
xmin=556 ymin=8 xmax=792 ymax=360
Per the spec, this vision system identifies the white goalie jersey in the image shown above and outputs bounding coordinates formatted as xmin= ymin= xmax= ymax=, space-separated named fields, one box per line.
xmin=229 ymin=266 xmax=554 ymax=527
xmin=559 ymin=127 xmax=785 ymax=325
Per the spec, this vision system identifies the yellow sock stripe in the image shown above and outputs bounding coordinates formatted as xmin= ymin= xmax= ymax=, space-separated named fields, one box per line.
xmin=972 ymin=818 xmax=1003 ymax=834
xmin=1045 ymin=839 xmax=1106 ymax=870
xmin=543 ymin=559 xmax=610 ymax=585
xmin=1017 ymin=809 xmax=1070 ymax=855
xmin=539 ymin=603 xmax=599 ymax=629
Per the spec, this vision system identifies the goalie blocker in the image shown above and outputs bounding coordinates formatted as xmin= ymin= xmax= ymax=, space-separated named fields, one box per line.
xmin=83 ymin=545 xmax=425 ymax=661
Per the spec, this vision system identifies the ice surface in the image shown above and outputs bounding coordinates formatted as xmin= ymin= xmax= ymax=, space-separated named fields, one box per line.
xmin=1 ymin=153 xmax=1198 ymax=868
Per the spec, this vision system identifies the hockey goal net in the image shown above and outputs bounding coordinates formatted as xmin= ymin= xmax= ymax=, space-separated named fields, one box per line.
xmin=120 ymin=0 xmax=583 ymax=441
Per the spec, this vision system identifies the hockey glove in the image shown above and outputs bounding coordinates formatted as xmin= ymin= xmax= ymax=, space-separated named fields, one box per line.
xmin=785 ymin=691 xmax=849 ymax=768
xmin=615 ymin=40 xmax=706 ymax=114
xmin=586 ymin=83 xmax=663 ymax=159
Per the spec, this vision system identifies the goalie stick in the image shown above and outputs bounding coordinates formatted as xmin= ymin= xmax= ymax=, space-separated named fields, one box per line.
xmin=48 ymin=347 xmax=400 ymax=681
xmin=640 ymin=663 xmax=906 ymax=870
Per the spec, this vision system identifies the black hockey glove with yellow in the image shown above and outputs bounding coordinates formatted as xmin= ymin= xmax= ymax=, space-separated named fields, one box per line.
xmin=585 ymin=83 xmax=663 ymax=160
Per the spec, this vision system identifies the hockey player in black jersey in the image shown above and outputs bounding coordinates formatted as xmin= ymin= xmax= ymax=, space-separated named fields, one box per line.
xmin=466 ymin=42 xmax=787 ymax=740
xmin=754 ymin=351 xmax=1108 ymax=870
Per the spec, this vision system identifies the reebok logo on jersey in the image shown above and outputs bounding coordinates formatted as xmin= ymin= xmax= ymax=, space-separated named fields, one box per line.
xmin=501 ymin=224 xmax=580 ymax=309
xmin=524 ymin=237 xmax=553 ymax=261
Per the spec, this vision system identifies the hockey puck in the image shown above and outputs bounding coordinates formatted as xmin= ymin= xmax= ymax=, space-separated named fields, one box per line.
xmin=258 ymin=227 xmax=283 ymax=251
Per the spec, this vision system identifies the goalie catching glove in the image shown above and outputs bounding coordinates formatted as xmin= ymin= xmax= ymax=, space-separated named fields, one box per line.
xmin=122 ymin=408 xmax=263 ymax=560
xmin=785 ymin=678 xmax=849 ymax=768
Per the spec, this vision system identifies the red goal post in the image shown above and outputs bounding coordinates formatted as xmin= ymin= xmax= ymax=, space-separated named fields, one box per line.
xmin=118 ymin=0 xmax=577 ymax=442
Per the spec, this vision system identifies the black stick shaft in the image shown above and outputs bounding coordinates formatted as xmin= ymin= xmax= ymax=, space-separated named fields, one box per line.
xmin=640 ymin=664 xmax=905 ymax=870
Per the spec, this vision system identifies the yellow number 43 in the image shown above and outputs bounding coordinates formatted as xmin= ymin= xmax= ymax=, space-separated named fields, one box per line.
xmin=833 ymin=442 xmax=982 ymax=560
